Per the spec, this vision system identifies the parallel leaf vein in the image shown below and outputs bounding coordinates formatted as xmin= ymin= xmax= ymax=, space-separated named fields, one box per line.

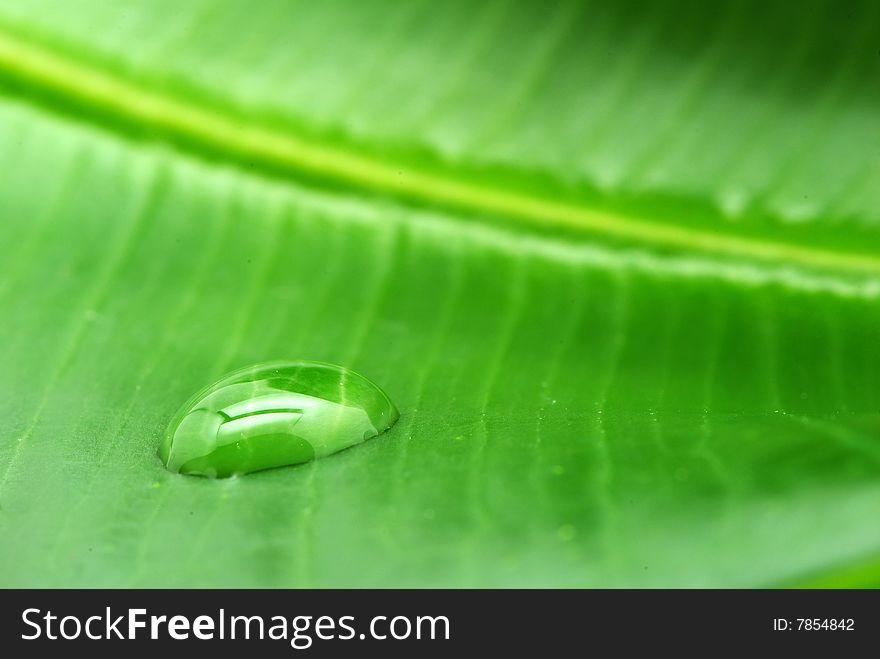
xmin=0 ymin=27 xmax=879 ymax=277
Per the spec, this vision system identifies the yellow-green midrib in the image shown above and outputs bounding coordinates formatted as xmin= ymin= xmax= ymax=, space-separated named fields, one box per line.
xmin=1 ymin=26 xmax=879 ymax=279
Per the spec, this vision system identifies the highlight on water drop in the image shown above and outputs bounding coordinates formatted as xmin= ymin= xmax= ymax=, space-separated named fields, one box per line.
xmin=158 ymin=360 xmax=399 ymax=477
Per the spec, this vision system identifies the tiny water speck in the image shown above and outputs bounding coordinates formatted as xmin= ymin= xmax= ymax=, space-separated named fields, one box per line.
xmin=557 ymin=524 xmax=576 ymax=542
xmin=158 ymin=360 xmax=399 ymax=477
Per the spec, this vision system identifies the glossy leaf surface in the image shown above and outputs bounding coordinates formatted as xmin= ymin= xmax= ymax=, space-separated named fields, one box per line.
xmin=0 ymin=0 xmax=878 ymax=586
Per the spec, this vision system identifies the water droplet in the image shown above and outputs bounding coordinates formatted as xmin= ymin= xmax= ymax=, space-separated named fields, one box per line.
xmin=159 ymin=361 xmax=399 ymax=478
xmin=557 ymin=524 xmax=576 ymax=542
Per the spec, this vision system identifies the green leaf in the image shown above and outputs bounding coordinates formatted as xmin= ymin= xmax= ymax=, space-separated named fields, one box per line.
xmin=0 ymin=0 xmax=878 ymax=587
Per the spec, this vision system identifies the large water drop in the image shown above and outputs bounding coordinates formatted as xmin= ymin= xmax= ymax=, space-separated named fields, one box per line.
xmin=159 ymin=361 xmax=399 ymax=477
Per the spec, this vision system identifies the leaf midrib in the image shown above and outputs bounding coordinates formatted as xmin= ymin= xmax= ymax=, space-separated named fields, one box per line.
xmin=1 ymin=26 xmax=879 ymax=278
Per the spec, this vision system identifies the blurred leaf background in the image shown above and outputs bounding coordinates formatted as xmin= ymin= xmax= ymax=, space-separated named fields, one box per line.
xmin=0 ymin=0 xmax=879 ymax=587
